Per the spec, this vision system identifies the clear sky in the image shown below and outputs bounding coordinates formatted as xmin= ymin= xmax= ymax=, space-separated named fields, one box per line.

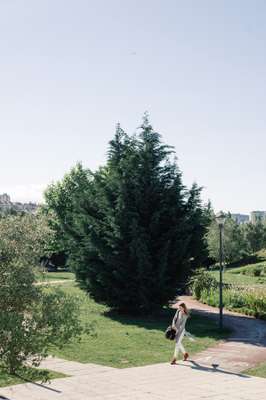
xmin=1 ymin=0 xmax=266 ymax=214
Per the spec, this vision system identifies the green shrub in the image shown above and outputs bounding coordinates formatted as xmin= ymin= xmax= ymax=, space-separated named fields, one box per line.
xmin=0 ymin=265 xmax=84 ymax=375
xmin=253 ymin=266 xmax=262 ymax=277
xmin=196 ymin=284 xmax=266 ymax=320
xmin=189 ymin=269 xmax=218 ymax=300
xmin=231 ymin=263 xmax=266 ymax=277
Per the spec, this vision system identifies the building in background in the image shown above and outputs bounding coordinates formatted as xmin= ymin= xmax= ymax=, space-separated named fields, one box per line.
xmin=250 ymin=211 xmax=266 ymax=224
xmin=0 ymin=193 xmax=12 ymax=211
xmin=231 ymin=213 xmax=250 ymax=224
xmin=0 ymin=193 xmax=38 ymax=214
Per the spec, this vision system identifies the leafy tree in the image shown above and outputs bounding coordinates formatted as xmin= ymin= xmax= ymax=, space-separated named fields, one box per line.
xmin=0 ymin=213 xmax=51 ymax=267
xmin=45 ymin=117 xmax=209 ymax=313
xmin=0 ymin=215 xmax=83 ymax=375
xmin=42 ymin=163 xmax=90 ymax=269
xmin=207 ymin=214 xmax=249 ymax=264
xmin=243 ymin=221 xmax=266 ymax=254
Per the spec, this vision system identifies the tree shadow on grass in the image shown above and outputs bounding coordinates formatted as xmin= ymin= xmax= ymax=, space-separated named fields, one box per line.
xmin=103 ymin=308 xmax=232 ymax=342
xmin=104 ymin=302 xmax=266 ymax=348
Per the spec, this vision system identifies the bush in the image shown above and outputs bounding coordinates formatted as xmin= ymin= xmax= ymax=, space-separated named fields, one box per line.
xmin=0 ymin=262 xmax=84 ymax=375
xmin=194 ymin=282 xmax=266 ymax=320
xmin=189 ymin=269 xmax=218 ymax=300
xmin=253 ymin=266 xmax=262 ymax=277
xmin=231 ymin=263 xmax=266 ymax=277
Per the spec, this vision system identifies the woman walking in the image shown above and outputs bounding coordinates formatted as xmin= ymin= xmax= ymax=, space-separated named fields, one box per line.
xmin=171 ymin=302 xmax=190 ymax=365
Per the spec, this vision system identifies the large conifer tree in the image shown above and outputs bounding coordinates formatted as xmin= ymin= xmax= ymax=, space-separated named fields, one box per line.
xmin=45 ymin=117 xmax=209 ymax=313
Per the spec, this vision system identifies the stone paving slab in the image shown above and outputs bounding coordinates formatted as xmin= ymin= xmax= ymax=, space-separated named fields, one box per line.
xmin=39 ymin=356 xmax=115 ymax=375
xmin=1 ymin=361 xmax=266 ymax=400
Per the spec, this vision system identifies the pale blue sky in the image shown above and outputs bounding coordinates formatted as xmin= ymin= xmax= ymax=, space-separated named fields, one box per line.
xmin=1 ymin=0 xmax=266 ymax=214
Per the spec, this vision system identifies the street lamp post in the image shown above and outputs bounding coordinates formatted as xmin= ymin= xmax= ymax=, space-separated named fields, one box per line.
xmin=216 ymin=211 xmax=226 ymax=330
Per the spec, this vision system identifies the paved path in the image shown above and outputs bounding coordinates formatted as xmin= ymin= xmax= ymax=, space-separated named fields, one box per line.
xmin=179 ymin=295 xmax=266 ymax=372
xmin=35 ymin=280 xmax=75 ymax=286
xmin=1 ymin=357 xmax=266 ymax=400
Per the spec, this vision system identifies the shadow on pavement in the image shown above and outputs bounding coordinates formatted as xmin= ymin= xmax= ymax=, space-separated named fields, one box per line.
xmin=176 ymin=360 xmax=251 ymax=379
xmin=13 ymin=374 xmax=62 ymax=394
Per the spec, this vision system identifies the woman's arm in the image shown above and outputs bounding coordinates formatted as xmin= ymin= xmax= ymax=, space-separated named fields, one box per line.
xmin=171 ymin=310 xmax=179 ymax=330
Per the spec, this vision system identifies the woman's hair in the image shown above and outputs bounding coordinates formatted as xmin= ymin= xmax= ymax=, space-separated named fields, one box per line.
xmin=178 ymin=302 xmax=189 ymax=315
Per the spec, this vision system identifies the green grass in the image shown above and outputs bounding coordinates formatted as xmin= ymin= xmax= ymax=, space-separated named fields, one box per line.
xmin=210 ymin=265 xmax=266 ymax=287
xmin=0 ymin=365 xmax=66 ymax=388
xmin=36 ymin=271 xmax=75 ymax=282
xmin=50 ymin=283 xmax=231 ymax=368
xmin=207 ymin=261 xmax=266 ymax=319
xmin=230 ymin=262 xmax=266 ymax=276
xmin=244 ymin=361 xmax=266 ymax=378
xmin=209 ymin=248 xmax=266 ymax=288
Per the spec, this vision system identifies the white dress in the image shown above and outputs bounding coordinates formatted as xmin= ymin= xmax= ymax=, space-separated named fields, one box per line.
xmin=172 ymin=309 xmax=188 ymax=342
xmin=171 ymin=309 xmax=189 ymax=357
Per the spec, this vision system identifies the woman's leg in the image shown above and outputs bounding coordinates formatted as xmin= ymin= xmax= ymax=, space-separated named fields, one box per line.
xmin=172 ymin=332 xmax=184 ymax=361
xmin=179 ymin=337 xmax=189 ymax=360
xmin=179 ymin=341 xmax=186 ymax=355
xmin=172 ymin=332 xmax=188 ymax=363
xmin=171 ymin=341 xmax=179 ymax=364
xmin=174 ymin=341 xmax=180 ymax=358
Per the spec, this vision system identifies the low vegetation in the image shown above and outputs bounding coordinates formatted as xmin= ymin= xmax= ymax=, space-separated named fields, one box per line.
xmin=200 ymin=286 xmax=266 ymax=319
xmin=244 ymin=361 xmax=266 ymax=379
xmin=229 ymin=262 xmax=266 ymax=277
xmin=190 ymin=268 xmax=266 ymax=320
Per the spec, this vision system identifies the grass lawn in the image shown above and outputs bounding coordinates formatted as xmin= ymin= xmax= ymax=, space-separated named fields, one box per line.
xmin=210 ymin=266 xmax=266 ymax=288
xmin=50 ymin=283 xmax=231 ymax=368
xmin=0 ymin=365 xmax=66 ymax=388
xmin=244 ymin=361 xmax=266 ymax=379
xmin=36 ymin=271 xmax=75 ymax=282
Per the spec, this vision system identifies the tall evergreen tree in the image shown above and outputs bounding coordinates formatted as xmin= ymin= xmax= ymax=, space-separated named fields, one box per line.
xmin=186 ymin=183 xmax=212 ymax=269
xmin=45 ymin=118 xmax=209 ymax=313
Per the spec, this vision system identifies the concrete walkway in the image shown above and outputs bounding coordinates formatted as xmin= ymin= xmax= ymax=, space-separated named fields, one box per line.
xmin=179 ymin=295 xmax=266 ymax=372
xmin=0 ymin=356 xmax=265 ymax=400
xmin=35 ymin=280 xmax=75 ymax=286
